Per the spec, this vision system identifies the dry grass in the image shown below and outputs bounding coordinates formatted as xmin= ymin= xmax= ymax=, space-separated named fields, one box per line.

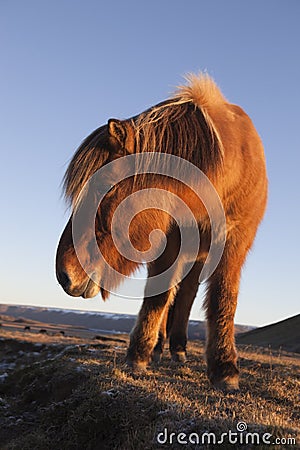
xmin=0 ymin=329 xmax=299 ymax=449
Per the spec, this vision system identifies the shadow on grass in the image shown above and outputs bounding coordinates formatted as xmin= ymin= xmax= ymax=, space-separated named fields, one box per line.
xmin=0 ymin=340 xmax=298 ymax=449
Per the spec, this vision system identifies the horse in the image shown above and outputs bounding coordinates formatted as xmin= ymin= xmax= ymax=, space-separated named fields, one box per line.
xmin=56 ymin=73 xmax=267 ymax=390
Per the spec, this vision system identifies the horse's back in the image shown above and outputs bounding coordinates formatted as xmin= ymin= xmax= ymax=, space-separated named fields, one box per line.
xmin=211 ymin=102 xmax=268 ymax=237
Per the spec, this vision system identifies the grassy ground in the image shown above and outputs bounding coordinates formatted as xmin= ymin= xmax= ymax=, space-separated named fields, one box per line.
xmin=0 ymin=329 xmax=299 ymax=449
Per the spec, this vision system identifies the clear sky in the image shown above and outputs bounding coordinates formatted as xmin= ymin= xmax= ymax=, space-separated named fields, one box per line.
xmin=1 ymin=0 xmax=299 ymax=326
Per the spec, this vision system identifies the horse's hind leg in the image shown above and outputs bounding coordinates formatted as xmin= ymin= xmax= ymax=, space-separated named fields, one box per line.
xmin=148 ymin=260 xmax=203 ymax=363
xmin=204 ymin=240 xmax=246 ymax=391
xmin=168 ymin=261 xmax=202 ymax=362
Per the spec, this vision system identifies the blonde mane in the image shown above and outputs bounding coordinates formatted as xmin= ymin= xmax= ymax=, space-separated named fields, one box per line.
xmin=174 ymin=72 xmax=227 ymax=109
xmin=64 ymin=73 xmax=226 ymax=205
xmin=134 ymin=73 xmax=225 ymax=174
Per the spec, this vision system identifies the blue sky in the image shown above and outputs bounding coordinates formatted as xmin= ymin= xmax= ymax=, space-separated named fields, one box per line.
xmin=0 ymin=0 xmax=299 ymax=326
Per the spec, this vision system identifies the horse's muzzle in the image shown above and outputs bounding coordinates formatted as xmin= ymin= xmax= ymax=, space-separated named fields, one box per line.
xmin=81 ymin=276 xmax=100 ymax=298
xmin=57 ymin=269 xmax=100 ymax=298
xmin=57 ymin=270 xmax=71 ymax=291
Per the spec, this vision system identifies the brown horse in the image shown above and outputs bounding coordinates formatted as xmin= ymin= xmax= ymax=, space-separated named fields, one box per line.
xmin=56 ymin=74 xmax=267 ymax=390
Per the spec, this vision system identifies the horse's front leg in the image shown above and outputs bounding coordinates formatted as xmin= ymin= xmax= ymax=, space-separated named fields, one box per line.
xmin=126 ymin=285 xmax=178 ymax=371
xmin=126 ymin=227 xmax=181 ymax=371
xmin=151 ymin=304 xmax=170 ymax=363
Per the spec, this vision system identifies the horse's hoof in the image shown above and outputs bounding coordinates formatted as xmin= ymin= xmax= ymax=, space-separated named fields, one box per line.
xmin=171 ymin=351 xmax=187 ymax=363
xmin=211 ymin=375 xmax=240 ymax=393
xmin=152 ymin=350 xmax=162 ymax=363
xmin=207 ymin=360 xmax=239 ymax=392
xmin=125 ymin=359 xmax=148 ymax=374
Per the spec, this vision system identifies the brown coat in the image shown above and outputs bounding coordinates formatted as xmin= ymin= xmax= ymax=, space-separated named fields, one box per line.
xmin=56 ymin=74 xmax=267 ymax=390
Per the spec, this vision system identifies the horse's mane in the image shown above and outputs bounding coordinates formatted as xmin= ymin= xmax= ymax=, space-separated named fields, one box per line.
xmin=63 ymin=125 xmax=110 ymax=205
xmin=64 ymin=73 xmax=226 ymax=206
xmin=134 ymin=73 xmax=225 ymax=173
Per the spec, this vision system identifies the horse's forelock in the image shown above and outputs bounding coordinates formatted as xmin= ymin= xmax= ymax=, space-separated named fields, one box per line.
xmin=63 ymin=125 xmax=110 ymax=207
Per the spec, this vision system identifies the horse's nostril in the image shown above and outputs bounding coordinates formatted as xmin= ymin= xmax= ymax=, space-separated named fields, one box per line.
xmin=57 ymin=270 xmax=70 ymax=289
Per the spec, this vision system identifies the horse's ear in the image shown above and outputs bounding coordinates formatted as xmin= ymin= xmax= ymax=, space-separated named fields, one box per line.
xmin=108 ymin=118 xmax=135 ymax=153
xmin=108 ymin=119 xmax=126 ymax=146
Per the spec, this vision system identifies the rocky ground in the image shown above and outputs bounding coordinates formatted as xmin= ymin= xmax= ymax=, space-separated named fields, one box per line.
xmin=0 ymin=328 xmax=299 ymax=449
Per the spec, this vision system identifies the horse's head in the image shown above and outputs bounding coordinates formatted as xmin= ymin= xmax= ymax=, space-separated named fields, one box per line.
xmin=56 ymin=96 xmax=222 ymax=300
xmin=56 ymin=118 xmax=138 ymax=299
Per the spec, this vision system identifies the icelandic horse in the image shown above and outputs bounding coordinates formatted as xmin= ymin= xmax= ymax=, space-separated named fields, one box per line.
xmin=56 ymin=74 xmax=267 ymax=390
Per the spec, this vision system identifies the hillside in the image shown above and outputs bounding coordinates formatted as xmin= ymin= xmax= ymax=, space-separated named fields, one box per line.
xmin=237 ymin=314 xmax=300 ymax=353
xmin=0 ymin=328 xmax=298 ymax=449
xmin=0 ymin=304 xmax=253 ymax=341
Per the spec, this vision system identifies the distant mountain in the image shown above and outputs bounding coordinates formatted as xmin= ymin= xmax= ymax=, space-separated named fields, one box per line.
xmin=237 ymin=314 xmax=300 ymax=353
xmin=0 ymin=303 xmax=253 ymax=340
xmin=0 ymin=304 xmax=136 ymax=335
